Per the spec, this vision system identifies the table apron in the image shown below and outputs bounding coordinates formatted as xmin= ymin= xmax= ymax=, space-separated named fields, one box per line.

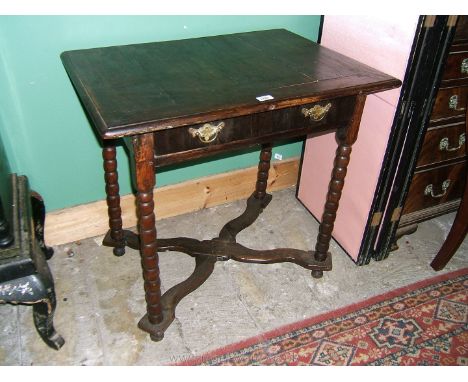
xmin=124 ymin=96 xmax=357 ymax=167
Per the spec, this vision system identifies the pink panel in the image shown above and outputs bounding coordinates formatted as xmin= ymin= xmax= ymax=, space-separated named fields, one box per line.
xmin=320 ymin=15 xmax=418 ymax=107
xmin=298 ymin=16 xmax=418 ymax=261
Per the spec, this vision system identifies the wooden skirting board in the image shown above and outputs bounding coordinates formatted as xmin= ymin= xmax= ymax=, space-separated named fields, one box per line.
xmin=45 ymin=157 xmax=300 ymax=246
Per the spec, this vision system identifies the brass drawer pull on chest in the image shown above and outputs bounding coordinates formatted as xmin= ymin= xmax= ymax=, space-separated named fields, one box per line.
xmin=188 ymin=122 xmax=225 ymax=143
xmin=461 ymin=58 xmax=468 ymax=75
xmin=424 ymin=179 xmax=451 ymax=199
xmin=439 ymin=133 xmax=466 ymax=152
xmin=302 ymin=103 xmax=332 ymax=121
xmin=448 ymin=95 xmax=465 ymax=111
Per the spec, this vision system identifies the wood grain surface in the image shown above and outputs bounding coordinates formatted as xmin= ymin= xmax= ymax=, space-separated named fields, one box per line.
xmin=61 ymin=29 xmax=400 ymax=139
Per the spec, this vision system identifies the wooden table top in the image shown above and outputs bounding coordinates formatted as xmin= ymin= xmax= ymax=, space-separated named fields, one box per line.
xmin=61 ymin=29 xmax=401 ymax=139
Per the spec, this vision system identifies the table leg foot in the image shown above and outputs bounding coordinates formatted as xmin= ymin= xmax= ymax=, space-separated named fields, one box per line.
xmin=103 ymin=229 xmax=138 ymax=255
xmin=150 ymin=332 xmax=165 ymax=342
xmin=113 ymin=247 xmax=126 ymax=257
xmin=138 ymin=313 xmax=169 ymax=342
xmin=311 ymin=270 xmax=324 ymax=279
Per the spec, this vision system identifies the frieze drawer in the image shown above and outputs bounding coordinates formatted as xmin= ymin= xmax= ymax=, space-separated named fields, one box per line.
xmin=153 ymin=96 xmax=357 ymax=166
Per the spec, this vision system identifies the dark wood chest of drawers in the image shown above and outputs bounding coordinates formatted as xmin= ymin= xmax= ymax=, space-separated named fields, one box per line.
xmin=398 ymin=16 xmax=467 ymax=232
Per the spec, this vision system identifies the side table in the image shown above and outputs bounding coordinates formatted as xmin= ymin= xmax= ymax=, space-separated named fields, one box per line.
xmin=61 ymin=29 xmax=401 ymax=341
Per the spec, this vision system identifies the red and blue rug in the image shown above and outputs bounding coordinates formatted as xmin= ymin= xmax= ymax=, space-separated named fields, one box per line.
xmin=175 ymin=267 xmax=468 ymax=366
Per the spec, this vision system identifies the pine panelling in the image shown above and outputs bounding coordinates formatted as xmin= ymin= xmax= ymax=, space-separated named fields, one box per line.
xmin=45 ymin=157 xmax=300 ymax=246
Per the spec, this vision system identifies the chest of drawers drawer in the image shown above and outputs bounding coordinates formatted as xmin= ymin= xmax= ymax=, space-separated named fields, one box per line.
xmin=402 ymin=161 xmax=466 ymax=215
xmin=430 ymin=86 xmax=467 ymax=121
xmin=153 ymin=96 xmax=356 ymax=166
xmin=417 ymin=122 xmax=466 ymax=167
xmin=441 ymin=45 xmax=468 ymax=82
xmin=454 ymin=17 xmax=468 ymax=41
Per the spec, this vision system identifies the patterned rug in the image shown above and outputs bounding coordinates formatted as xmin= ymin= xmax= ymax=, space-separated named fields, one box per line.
xmin=175 ymin=268 xmax=468 ymax=365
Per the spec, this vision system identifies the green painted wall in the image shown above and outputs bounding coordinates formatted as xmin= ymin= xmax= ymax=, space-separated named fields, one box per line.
xmin=0 ymin=16 xmax=321 ymax=211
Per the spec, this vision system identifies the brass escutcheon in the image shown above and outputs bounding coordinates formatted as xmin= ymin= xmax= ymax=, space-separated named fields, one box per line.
xmin=188 ymin=122 xmax=225 ymax=143
xmin=302 ymin=103 xmax=332 ymax=121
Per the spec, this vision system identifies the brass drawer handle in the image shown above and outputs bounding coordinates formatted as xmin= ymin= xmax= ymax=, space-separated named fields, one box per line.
xmin=461 ymin=58 xmax=468 ymax=75
xmin=302 ymin=103 xmax=332 ymax=121
xmin=424 ymin=179 xmax=451 ymax=199
xmin=439 ymin=133 xmax=465 ymax=152
xmin=448 ymin=95 xmax=465 ymax=112
xmin=188 ymin=122 xmax=225 ymax=143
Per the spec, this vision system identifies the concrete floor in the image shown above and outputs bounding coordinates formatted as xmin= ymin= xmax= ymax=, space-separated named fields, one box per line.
xmin=0 ymin=187 xmax=467 ymax=365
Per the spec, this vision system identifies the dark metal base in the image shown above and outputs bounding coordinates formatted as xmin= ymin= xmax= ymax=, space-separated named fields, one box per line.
xmin=31 ymin=192 xmax=65 ymax=350
xmin=103 ymin=193 xmax=332 ymax=341
xmin=32 ymin=289 xmax=66 ymax=351
xmin=1 ymin=274 xmax=65 ymax=351
xmin=0 ymin=181 xmax=64 ymax=351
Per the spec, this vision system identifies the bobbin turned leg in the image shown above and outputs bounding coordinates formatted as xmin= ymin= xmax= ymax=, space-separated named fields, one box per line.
xmin=313 ymin=95 xmax=367 ymax=279
xmin=102 ymin=143 xmax=125 ymax=256
xmin=132 ymin=134 xmax=165 ymax=341
xmin=254 ymin=144 xmax=273 ymax=201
